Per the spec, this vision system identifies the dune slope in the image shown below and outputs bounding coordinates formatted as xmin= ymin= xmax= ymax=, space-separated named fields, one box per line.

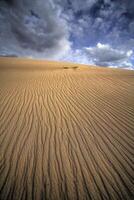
xmin=0 ymin=58 xmax=134 ymax=200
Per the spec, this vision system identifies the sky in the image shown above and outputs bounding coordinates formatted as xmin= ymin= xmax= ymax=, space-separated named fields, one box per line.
xmin=0 ymin=0 xmax=134 ymax=69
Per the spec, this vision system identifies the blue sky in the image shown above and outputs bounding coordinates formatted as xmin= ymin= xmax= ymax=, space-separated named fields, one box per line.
xmin=0 ymin=0 xmax=134 ymax=69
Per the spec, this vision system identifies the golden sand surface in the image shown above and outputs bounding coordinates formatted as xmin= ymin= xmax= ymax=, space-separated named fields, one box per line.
xmin=0 ymin=57 xmax=134 ymax=200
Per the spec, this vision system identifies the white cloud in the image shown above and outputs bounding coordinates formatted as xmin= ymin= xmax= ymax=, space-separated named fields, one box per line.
xmin=84 ymin=43 xmax=133 ymax=69
xmin=62 ymin=49 xmax=90 ymax=64
xmin=71 ymin=0 xmax=97 ymax=12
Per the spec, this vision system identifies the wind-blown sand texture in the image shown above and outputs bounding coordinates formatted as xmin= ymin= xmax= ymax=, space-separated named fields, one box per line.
xmin=0 ymin=57 xmax=134 ymax=200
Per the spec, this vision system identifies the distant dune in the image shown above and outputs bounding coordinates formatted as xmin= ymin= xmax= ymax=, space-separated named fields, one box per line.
xmin=0 ymin=58 xmax=134 ymax=200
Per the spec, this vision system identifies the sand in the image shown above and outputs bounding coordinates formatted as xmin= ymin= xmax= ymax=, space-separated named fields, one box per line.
xmin=0 ymin=57 xmax=134 ymax=200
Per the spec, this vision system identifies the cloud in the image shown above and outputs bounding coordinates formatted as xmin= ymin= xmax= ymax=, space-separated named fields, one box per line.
xmin=0 ymin=0 xmax=71 ymax=59
xmin=0 ymin=0 xmax=134 ymax=69
xmin=62 ymin=49 xmax=90 ymax=64
xmin=58 ymin=0 xmax=134 ymax=48
xmin=84 ymin=43 xmax=133 ymax=68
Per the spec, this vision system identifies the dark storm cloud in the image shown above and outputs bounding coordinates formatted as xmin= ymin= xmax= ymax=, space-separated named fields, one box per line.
xmin=3 ymin=0 xmax=13 ymax=5
xmin=0 ymin=0 xmax=71 ymax=58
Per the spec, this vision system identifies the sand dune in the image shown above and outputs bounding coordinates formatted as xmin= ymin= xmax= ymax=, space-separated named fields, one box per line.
xmin=0 ymin=58 xmax=134 ymax=200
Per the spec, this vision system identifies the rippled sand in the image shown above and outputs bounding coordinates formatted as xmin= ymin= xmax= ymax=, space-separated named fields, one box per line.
xmin=0 ymin=58 xmax=134 ymax=200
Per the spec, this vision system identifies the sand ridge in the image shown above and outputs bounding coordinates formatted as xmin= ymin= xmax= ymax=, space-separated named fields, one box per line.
xmin=0 ymin=58 xmax=134 ymax=200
